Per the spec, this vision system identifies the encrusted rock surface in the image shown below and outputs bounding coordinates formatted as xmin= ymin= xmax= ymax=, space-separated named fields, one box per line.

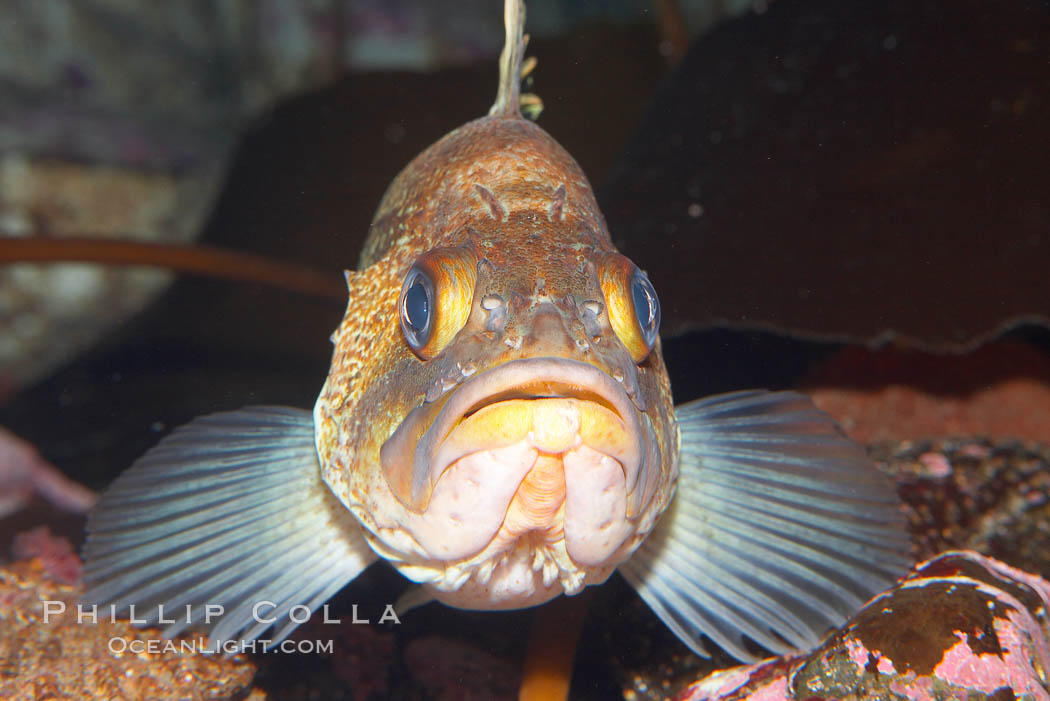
xmin=0 ymin=559 xmax=259 ymax=701
xmin=874 ymin=438 xmax=1050 ymax=580
xmin=679 ymin=551 xmax=1050 ymax=701
xmin=616 ymin=437 xmax=1050 ymax=700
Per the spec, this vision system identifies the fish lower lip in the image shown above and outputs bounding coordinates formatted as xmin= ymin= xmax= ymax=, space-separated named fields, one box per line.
xmin=380 ymin=357 xmax=645 ymax=512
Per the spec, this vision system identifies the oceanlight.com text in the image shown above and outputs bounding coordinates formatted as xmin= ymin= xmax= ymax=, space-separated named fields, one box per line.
xmin=108 ymin=637 xmax=334 ymax=655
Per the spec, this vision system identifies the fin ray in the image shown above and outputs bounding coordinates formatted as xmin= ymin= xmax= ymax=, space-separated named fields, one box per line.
xmin=628 ymin=536 xmax=818 ymax=652
xmin=82 ymin=406 xmax=377 ymax=648
xmin=621 ymin=391 xmax=910 ymax=660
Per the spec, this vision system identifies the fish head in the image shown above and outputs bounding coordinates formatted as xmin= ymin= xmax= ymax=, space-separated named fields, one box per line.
xmin=315 ymin=116 xmax=677 ymax=609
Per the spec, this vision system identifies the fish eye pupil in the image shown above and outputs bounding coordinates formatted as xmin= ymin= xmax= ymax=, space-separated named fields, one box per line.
xmin=630 ymin=273 xmax=660 ymax=348
xmin=401 ymin=270 xmax=432 ymax=347
xmin=405 ymin=278 xmax=429 ymax=330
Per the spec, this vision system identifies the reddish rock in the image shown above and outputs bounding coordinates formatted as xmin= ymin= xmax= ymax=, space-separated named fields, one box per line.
xmin=11 ymin=525 xmax=80 ymax=584
xmin=803 ymin=342 xmax=1050 ymax=444
xmin=677 ymin=552 xmax=1050 ymax=701
xmin=0 ymin=559 xmax=259 ymax=701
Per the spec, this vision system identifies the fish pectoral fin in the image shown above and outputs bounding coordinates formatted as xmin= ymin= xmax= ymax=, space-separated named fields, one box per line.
xmin=82 ymin=406 xmax=377 ymax=648
xmin=619 ymin=390 xmax=911 ymax=662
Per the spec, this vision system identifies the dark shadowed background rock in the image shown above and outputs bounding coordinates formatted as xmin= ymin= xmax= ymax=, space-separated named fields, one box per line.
xmin=600 ymin=0 xmax=1050 ymax=351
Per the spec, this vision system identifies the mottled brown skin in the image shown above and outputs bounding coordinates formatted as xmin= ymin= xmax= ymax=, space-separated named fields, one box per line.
xmin=315 ymin=112 xmax=677 ymax=605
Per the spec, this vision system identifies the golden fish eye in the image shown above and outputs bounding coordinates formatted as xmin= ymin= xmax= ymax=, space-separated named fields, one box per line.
xmin=598 ymin=254 xmax=661 ymax=363
xmin=630 ymin=271 xmax=661 ymax=349
xmin=398 ymin=247 xmax=477 ymax=359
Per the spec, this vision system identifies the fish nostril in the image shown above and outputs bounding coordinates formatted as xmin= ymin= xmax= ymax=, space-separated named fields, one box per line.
xmin=580 ymin=300 xmax=603 ymax=337
xmin=484 ymin=301 xmax=507 ymax=332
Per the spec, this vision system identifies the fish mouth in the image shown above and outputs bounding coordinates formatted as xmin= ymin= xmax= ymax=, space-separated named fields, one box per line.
xmin=380 ymin=358 xmax=655 ymax=517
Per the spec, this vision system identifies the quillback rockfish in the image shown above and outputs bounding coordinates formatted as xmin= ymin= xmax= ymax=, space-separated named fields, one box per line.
xmin=83 ymin=0 xmax=910 ymax=662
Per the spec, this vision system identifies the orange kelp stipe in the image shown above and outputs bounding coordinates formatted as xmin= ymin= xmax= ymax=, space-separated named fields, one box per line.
xmin=518 ymin=590 xmax=592 ymax=701
xmin=0 ymin=237 xmax=345 ymax=302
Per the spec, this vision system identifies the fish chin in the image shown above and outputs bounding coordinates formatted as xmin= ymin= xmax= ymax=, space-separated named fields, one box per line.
xmin=373 ymin=358 xmax=663 ymax=609
xmin=419 ymin=400 xmax=635 ymax=565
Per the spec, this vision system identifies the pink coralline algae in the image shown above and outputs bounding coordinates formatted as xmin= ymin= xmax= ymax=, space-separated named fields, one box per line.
xmin=11 ymin=526 xmax=81 ymax=584
xmin=677 ymin=551 xmax=1050 ymax=701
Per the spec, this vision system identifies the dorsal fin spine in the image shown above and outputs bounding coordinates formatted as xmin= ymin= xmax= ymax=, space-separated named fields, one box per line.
xmin=489 ymin=0 xmax=526 ymax=118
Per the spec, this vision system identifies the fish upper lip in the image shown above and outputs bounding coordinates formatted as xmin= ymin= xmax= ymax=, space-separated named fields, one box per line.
xmin=380 ymin=357 xmax=644 ymax=511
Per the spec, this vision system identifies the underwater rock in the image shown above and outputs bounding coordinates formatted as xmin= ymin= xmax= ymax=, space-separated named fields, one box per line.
xmin=0 ymin=559 xmax=258 ymax=700
xmin=873 ymin=438 xmax=1050 ymax=580
xmin=600 ymin=0 xmax=1050 ymax=350
xmin=10 ymin=526 xmax=80 ymax=586
xmin=805 ymin=342 xmax=1050 ymax=444
xmin=0 ymin=1 xmax=350 ymax=391
xmin=0 ymin=130 xmax=223 ymax=394
xmin=678 ymin=551 xmax=1050 ymax=701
